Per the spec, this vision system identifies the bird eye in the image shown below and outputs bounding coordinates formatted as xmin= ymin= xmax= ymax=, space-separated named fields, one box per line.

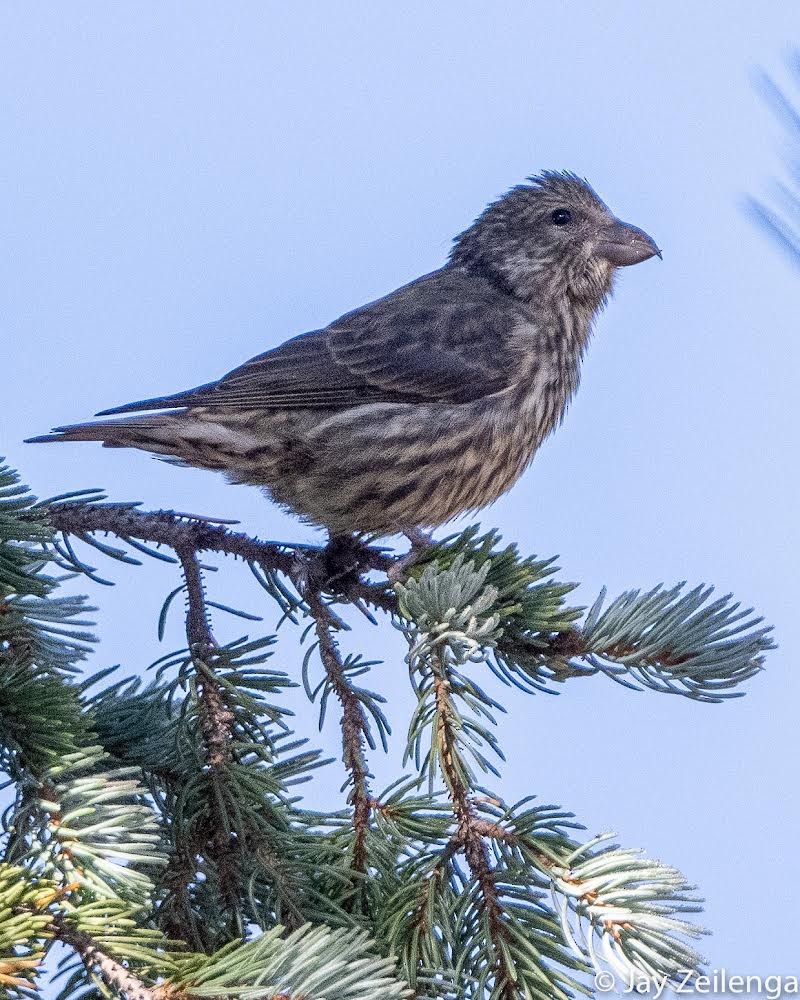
xmin=551 ymin=208 xmax=572 ymax=226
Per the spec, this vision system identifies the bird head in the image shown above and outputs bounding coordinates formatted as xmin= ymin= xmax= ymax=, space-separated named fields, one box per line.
xmin=449 ymin=171 xmax=660 ymax=308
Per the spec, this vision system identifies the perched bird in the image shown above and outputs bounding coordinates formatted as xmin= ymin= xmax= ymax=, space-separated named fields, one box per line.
xmin=29 ymin=172 xmax=659 ymax=536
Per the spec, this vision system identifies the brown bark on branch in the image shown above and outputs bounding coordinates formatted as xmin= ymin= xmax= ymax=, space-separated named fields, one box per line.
xmin=55 ymin=920 xmax=160 ymax=1000
xmin=431 ymin=661 xmax=516 ymax=997
xmin=308 ymin=591 xmax=373 ymax=896
xmin=45 ymin=501 xmax=396 ymax=612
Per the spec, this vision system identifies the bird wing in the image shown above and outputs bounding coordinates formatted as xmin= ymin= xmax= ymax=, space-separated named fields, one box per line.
xmin=97 ymin=269 xmax=526 ymax=415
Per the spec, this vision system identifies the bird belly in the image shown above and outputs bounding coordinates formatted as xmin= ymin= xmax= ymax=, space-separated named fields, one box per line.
xmin=54 ymin=380 xmax=561 ymax=535
xmin=112 ymin=366 xmax=569 ymax=535
xmin=254 ymin=395 xmax=549 ymax=535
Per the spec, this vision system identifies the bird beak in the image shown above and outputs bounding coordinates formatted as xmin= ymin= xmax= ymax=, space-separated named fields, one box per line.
xmin=596 ymin=219 xmax=661 ymax=266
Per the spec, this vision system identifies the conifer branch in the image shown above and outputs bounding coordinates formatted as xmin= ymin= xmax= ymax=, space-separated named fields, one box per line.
xmin=172 ymin=545 xmax=242 ymax=935
xmin=0 ymin=462 xmax=775 ymax=997
xmin=431 ymin=652 xmax=515 ymax=998
xmin=308 ymin=591 xmax=373 ymax=893
xmin=55 ymin=919 xmax=160 ymax=1000
xmin=0 ymin=865 xmax=55 ymax=997
xmin=43 ymin=499 xmax=394 ymax=610
xmin=175 ymin=546 xmax=234 ymax=770
xmin=165 ymin=923 xmax=411 ymax=1000
xmin=41 ymin=500 xmax=772 ymax=706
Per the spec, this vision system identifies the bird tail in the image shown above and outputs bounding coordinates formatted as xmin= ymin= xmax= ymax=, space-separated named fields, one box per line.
xmin=25 ymin=414 xmax=262 ymax=477
xmin=25 ymin=414 xmax=182 ymax=450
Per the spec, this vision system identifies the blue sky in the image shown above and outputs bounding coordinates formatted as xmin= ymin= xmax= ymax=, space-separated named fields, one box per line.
xmin=1 ymin=1 xmax=798 ymax=985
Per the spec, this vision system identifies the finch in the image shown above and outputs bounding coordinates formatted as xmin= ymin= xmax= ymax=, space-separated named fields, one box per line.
xmin=28 ymin=172 xmax=659 ymax=536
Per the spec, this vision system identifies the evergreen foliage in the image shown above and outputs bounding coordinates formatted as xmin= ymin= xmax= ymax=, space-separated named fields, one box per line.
xmin=0 ymin=460 xmax=773 ymax=999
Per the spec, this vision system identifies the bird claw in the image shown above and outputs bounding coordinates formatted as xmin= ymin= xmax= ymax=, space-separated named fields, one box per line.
xmin=387 ymin=529 xmax=434 ymax=584
xmin=311 ymin=533 xmax=374 ymax=591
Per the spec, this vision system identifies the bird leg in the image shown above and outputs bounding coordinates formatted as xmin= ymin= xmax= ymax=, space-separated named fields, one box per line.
xmin=387 ymin=528 xmax=434 ymax=583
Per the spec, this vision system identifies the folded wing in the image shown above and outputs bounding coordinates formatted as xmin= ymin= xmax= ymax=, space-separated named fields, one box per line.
xmin=97 ymin=269 xmax=524 ymax=416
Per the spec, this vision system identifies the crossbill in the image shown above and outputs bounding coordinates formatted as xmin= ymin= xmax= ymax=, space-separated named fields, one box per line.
xmin=29 ymin=172 xmax=659 ymax=536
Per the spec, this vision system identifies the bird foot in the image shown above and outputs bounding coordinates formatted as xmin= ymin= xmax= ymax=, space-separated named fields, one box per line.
xmin=315 ymin=534 xmax=371 ymax=590
xmin=387 ymin=529 xmax=434 ymax=584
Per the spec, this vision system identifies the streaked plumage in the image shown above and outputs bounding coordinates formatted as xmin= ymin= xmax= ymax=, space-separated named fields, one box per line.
xmin=28 ymin=172 xmax=659 ymax=535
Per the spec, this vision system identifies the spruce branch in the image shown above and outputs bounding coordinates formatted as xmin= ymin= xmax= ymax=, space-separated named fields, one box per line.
xmin=0 ymin=461 xmax=54 ymax=592
xmin=34 ymin=500 xmax=773 ymax=702
xmin=86 ymin=652 xmax=337 ymax=946
xmin=574 ymin=583 xmax=773 ymax=701
xmin=462 ymin=801 xmax=707 ymax=990
xmin=0 ymin=465 xmax=97 ymax=778
xmin=1 ymin=461 xmax=775 ymax=998
xmin=545 ymin=836 xmax=707 ymax=988
xmin=41 ymin=497 xmax=393 ymax=613
xmin=397 ymin=560 xmax=577 ymax=998
xmin=55 ymin=919 xmax=161 ymax=1000
xmin=307 ymin=591 xmax=374 ymax=900
xmin=431 ymin=654 xmax=515 ymax=997
xmin=0 ymin=591 xmax=96 ymax=680
xmin=0 ymin=865 xmax=55 ymax=998
xmin=398 ymin=535 xmax=772 ymax=702
xmin=382 ymin=848 xmax=461 ymax=995
xmin=160 ymin=545 xmax=268 ymax=943
xmin=51 ymin=901 xmax=177 ymax=1000
xmin=164 ymin=923 xmax=411 ymax=1000
xmin=152 ymin=542 xmax=332 ymax=944
xmin=0 ymin=665 xmax=89 ymax=778
xmin=394 ymin=557 xmax=719 ymax=998
xmin=6 ymin=746 xmax=166 ymax=903
xmin=0 ymin=866 xmax=174 ymax=1000
xmin=399 ymin=557 xmax=505 ymax=789
xmin=175 ymin=545 xmax=234 ymax=770
xmin=399 ymin=668 xmax=590 ymax=1000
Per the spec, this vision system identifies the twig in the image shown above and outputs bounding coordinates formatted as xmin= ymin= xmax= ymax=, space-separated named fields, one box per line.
xmin=431 ymin=658 xmax=516 ymax=998
xmin=43 ymin=502 xmax=606 ymax=676
xmin=307 ymin=591 xmax=373 ymax=894
xmin=156 ymin=846 xmax=202 ymax=946
xmin=173 ymin=545 xmax=242 ymax=930
xmin=175 ymin=546 xmax=233 ymax=770
xmin=46 ymin=501 xmax=392 ymax=572
xmin=55 ymin=920 xmax=160 ymax=1000
xmin=45 ymin=501 xmax=395 ymax=610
